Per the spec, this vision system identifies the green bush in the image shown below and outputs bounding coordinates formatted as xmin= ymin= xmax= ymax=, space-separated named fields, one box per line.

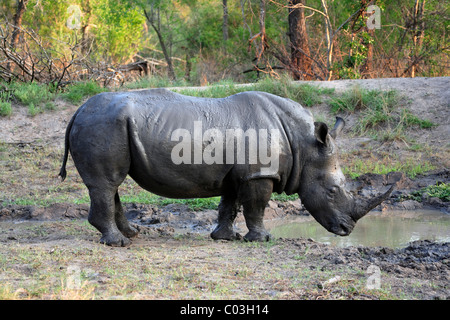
xmin=0 ymin=91 xmax=12 ymax=117
xmin=423 ymin=182 xmax=450 ymax=202
xmin=0 ymin=101 xmax=12 ymax=117
xmin=407 ymin=182 xmax=450 ymax=202
xmin=10 ymin=82 xmax=56 ymax=113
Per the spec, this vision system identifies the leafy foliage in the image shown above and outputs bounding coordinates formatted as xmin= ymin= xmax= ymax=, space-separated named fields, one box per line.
xmin=1 ymin=0 xmax=447 ymax=84
xmin=406 ymin=182 xmax=450 ymax=202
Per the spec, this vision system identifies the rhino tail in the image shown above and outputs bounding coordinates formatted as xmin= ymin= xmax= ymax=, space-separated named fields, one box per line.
xmin=59 ymin=107 xmax=82 ymax=181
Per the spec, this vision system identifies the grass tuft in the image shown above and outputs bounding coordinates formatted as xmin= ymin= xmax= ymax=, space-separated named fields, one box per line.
xmin=329 ymin=86 xmax=435 ymax=140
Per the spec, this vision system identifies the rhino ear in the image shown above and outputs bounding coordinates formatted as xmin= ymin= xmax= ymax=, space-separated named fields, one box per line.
xmin=314 ymin=122 xmax=330 ymax=146
xmin=330 ymin=117 xmax=345 ymax=140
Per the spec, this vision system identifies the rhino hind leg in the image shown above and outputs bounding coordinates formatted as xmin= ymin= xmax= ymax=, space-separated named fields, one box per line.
xmin=87 ymin=187 xmax=131 ymax=247
xmin=211 ymin=193 xmax=242 ymax=241
xmin=240 ymin=179 xmax=273 ymax=242
xmin=114 ymin=192 xmax=139 ymax=239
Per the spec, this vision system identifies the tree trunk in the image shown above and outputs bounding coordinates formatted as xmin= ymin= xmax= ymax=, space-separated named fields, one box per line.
xmin=360 ymin=28 xmax=374 ymax=78
xmin=81 ymin=0 xmax=92 ymax=55
xmin=222 ymin=0 xmax=229 ymax=54
xmin=184 ymin=53 xmax=192 ymax=82
xmin=257 ymin=0 xmax=267 ymax=62
xmin=144 ymin=8 xmax=176 ymax=81
xmin=360 ymin=0 xmax=374 ymax=78
xmin=288 ymin=0 xmax=312 ymax=80
xmin=6 ymin=0 xmax=29 ymax=76
xmin=411 ymin=0 xmax=426 ymax=77
xmin=10 ymin=0 xmax=28 ymax=49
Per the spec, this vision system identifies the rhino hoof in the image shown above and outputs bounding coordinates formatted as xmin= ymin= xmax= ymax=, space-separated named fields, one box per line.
xmin=120 ymin=225 xmax=139 ymax=239
xmin=211 ymin=227 xmax=243 ymax=241
xmin=100 ymin=233 xmax=132 ymax=247
xmin=244 ymin=231 xmax=271 ymax=242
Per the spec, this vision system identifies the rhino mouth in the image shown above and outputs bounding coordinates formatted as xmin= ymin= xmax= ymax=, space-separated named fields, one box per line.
xmin=310 ymin=209 xmax=356 ymax=237
xmin=326 ymin=215 xmax=356 ymax=236
xmin=329 ymin=221 xmax=355 ymax=236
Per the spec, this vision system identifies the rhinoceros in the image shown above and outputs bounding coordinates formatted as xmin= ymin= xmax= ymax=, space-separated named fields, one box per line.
xmin=59 ymin=88 xmax=393 ymax=246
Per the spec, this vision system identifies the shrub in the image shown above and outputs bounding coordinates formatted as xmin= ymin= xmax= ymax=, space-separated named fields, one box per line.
xmin=0 ymin=101 xmax=12 ymax=117
xmin=11 ymin=82 xmax=55 ymax=107
xmin=407 ymin=182 xmax=450 ymax=202
xmin=0 ymin=91 xmax=12 ymax=117
xmin=423 ymin=182 xmax=450 ymax=202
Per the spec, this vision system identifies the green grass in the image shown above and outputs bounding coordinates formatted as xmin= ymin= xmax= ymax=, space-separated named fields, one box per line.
xmin=0 ymin=101 xmax=12 ymax=117
xmin=0 ymin=81 xmax=105 ymax=115
xmin=122 ymin=75 xmax=189 ymax=90
xmin=369 ymin=109 xmax=436 ymax=142
xmin=61 ymin=81 xmax=106 ymax=104
xmin=125 ymin=75 xmax=335 ymax=108
xmin=330 ymin=86 xmax=399 ymax=133
xmin=424 ymin=182 xmax=450 ymax=201
xmin=329 ymin=86 xmax=398 ymax=114
xmin=1 ymin=77 xmax=334 ymax=117
xmin=119 ymin=191 xmax=221 ymax=211
xmin=329 ymin=86 xmax=435 ymax=140
xmin=10 ymin=82 xmax=56 ymax=111
xmin=271 ymin=192 xmax=299 ymax=202
xmin=401 ymin=109 xmax=435 ymax=129
xmin=342 ymin=157 xmax=435 ymax=179
xmin=176 ymin=76 xmax=334 ymax=107
xmin=0 ymin=90 xmax=12 ymax=116
xmin=409 ymin=182 xmax=450 ymax=202
xmin=89 ymin=190 xmax=297 ymax=211
xmin=0 ymin=82 xmax=58 ymax=116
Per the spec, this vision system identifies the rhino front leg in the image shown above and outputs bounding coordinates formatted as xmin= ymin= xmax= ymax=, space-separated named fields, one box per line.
xmin=240 ymin=179 xmax=273 ymax=242
xmin=211 ymin=193 xmax=242 ymax=241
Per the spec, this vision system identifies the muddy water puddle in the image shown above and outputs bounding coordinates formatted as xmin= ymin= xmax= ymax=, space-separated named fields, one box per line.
xmin=262 ymin=210 xmax=450 ymax=248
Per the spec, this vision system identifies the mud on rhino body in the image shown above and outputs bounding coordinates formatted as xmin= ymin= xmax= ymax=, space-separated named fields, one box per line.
xmin=59 ymin=88 xmax=393 ymax=247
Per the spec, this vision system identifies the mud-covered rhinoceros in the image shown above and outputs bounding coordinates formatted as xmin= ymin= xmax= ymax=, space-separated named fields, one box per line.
xmin=59 ymin=88 xmax=393 ymax=246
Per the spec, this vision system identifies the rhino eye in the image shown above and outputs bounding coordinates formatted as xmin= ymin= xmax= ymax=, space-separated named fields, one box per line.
xmin=329 ymin=186 xmax=338 ymax=194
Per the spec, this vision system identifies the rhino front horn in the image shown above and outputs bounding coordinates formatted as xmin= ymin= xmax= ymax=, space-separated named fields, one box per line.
xmin=353 ymin=184 xmax=395 ymax=220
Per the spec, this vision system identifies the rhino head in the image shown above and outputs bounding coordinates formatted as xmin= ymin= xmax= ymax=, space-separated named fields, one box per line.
xmin=298 ymin=117 xmax=394 ymax=236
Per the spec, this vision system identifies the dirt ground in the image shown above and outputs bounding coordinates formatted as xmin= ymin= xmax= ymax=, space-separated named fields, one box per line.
xmin=0 ymin=77 xmax=449 ymax=300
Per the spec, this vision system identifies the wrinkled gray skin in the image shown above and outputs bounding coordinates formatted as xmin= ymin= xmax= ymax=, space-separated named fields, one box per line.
xmin=59 ymin=89 xmax=393 ymax=246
